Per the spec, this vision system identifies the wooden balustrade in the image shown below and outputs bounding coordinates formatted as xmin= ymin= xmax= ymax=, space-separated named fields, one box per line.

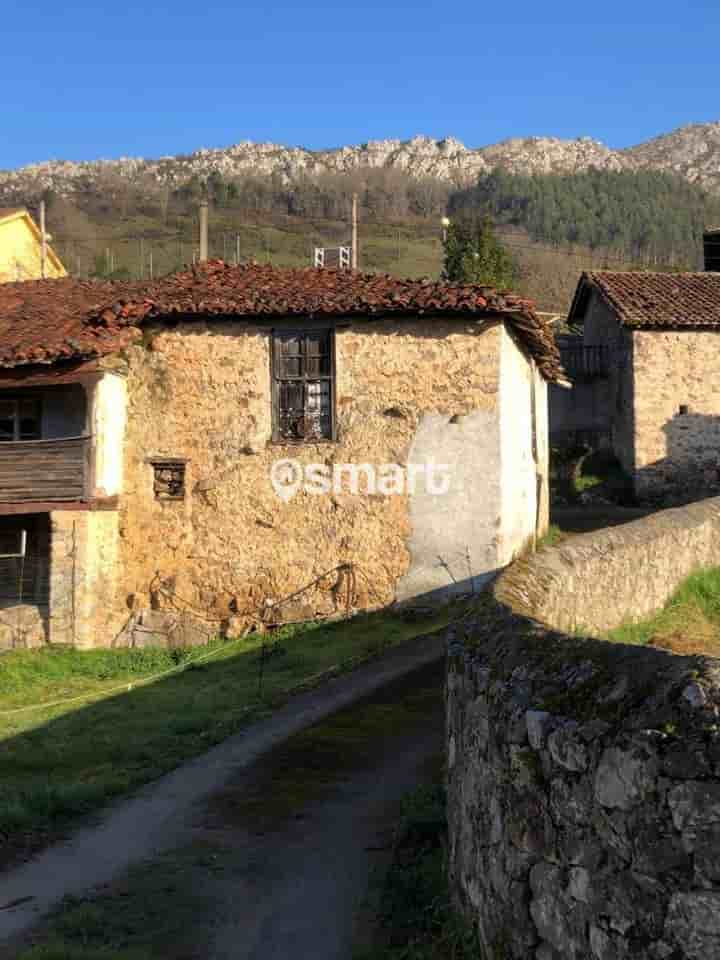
xmin=0 ymin=436 xmax=90 ymax=502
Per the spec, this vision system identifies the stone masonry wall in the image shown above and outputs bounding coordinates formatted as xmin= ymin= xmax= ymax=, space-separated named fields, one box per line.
xmin=447 ymin=500 xmax=720 ymax=960
xmin=632 ymin=329 xmax=720 ymax=498
xmin=113 ymin=319 xmax=502 ymax=628
xmin=49 ymin=510 xmax=124 ymax=648
xmin=499 ymin=498 xmax=720 ymax=635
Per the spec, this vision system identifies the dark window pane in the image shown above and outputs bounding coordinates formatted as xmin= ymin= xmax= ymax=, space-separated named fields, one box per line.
xmin=19 ymin=419 xmax=40 ymax=440
xmin=18 ymin=399 xmax=40 ymax=440
xmin=280 ymin=336 xmax=301 ymax=356
xmin=304 ymin=334 xmax=327 ymax=355
xmin=279 ymin=356 xmax=301 ymax=377
xmin=0 ymin=400 xmax=15 ymax=441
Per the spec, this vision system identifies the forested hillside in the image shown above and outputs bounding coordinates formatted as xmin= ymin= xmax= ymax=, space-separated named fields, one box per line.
xmin=450 ymin=168 xmax=720 ymax=268
xmin=27 ymin=161 xmax=717 ymax=313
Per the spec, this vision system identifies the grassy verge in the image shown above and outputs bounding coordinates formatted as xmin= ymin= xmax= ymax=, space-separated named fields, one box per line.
xmin=7 ymin=844 xmax=215 ymax=960
xmin=0 ymin=604 xmax=460 ymax=845
xmin=605 ymin=566 xmax=720 ymax=656
xmin=354 ymin=772 xmax=477 ymax=960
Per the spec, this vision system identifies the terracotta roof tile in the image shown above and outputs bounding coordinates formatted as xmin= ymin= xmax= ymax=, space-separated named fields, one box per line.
xmin=0 ymin=276 xmax=139 ymax=367
xmin=0 ymin=261 xmax=563 ymax=380
xmin=575 ymin=271 xmax=720 ymax=328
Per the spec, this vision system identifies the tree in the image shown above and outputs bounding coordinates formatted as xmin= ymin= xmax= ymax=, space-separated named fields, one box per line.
xmin=442 ymin=218 xmax=516 ymax=288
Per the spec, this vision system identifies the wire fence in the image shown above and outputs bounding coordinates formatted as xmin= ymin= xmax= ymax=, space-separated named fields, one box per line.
xmin=46 ymin=209 xmax=693 ymax=315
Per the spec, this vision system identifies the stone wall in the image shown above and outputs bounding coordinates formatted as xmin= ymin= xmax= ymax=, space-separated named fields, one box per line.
xmin=114 ymin=318 xmax=509 ymax=626
xmin=632 ymin=329 xmax=720 ymax=498
xmin=499 ymin=498 xmax=720 ymax=634
xmin=49 ymin=510 xmax=123 ymax=648
xmin=446 ymin=500 xmax=720 ymax=960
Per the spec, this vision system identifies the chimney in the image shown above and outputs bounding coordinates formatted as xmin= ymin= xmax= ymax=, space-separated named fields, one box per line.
xmin=703 ymin=228 xmax=720 ymax=272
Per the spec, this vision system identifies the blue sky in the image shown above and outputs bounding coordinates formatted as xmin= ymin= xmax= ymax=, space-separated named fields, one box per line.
xmin=2 ymin=0 xmax=719 ymax=168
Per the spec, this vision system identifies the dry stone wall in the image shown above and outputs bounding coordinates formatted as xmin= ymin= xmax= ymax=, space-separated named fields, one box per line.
xmin=498 ymin=498 xmax=720 ymax=634
xmin=446 ymin=499 xmax=720 ymax=959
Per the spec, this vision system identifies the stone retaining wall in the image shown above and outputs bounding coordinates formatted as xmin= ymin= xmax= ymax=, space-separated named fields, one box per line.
xmin=500 ymin=498 xmax=720 ymax=634
xmin=446 ymin=500 xmax=720 ymax=959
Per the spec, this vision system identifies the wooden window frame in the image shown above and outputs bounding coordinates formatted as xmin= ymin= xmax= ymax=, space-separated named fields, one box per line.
xmin=271 ymin=328 xmax=337 ymax=443
xmin=148 ymin=458 xmax=188 ymax=501
xmin=0 ymin=394 xmax=42 ymax=442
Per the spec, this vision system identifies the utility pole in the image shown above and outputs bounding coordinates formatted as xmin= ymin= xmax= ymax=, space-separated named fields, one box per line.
xmin=235 ymin=233 xmax=240 ymax=266
xmin=351 ymin=193 xmax=358 ymax=270
xmin=199 ymin=201 xmax=209 ymax=262
xmin=39 ymin=200 xmax=47 ymax=279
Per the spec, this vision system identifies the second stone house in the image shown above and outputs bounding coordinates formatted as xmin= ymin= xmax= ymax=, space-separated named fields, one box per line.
xmin=0 ymin=261 xmax=561 ymax=648
xmin=568 ymin=269 xmax=720 ymax=499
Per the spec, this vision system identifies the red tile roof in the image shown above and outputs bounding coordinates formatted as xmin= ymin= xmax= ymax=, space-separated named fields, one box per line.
xmin=0 ymin=277 xmax=140 ymax=367
xmin=571 ymin=271 xmax=720 ymax=329
xmin=0 ymin=261 xmax=563 ymax=380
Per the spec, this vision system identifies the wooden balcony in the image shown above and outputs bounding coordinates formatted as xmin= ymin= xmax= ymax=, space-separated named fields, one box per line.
xmin=559 ymin=344 xmax=611 ymax=381
xmin=0 ymin=436 xmax=90 ymax=503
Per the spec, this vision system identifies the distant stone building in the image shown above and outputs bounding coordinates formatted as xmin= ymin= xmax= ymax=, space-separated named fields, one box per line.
xmin=567 ymin=270 xmax=720 ymax=497
xmin=548 ymin=333 xmax=612 ymax=451
xmin=0 ymin=207 xmax=66 ymax=282
xmin=0 ymin=262 xmax=561 ymax=648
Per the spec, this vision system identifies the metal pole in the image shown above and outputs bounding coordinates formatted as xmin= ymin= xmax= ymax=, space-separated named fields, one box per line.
xmin=199 ymin=201 xmax=209 ymax=262
xmin=40 ymin=201 xmax=47 ymax=279
xmin=351 ymin=193 xmax=358 ymax=270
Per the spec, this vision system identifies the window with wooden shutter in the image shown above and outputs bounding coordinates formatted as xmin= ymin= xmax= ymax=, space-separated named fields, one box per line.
xmin=272 ymin=330 xmax=335 ymax=441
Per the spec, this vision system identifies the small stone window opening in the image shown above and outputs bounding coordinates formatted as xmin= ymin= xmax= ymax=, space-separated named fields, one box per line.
xmin=678 ymin=404 xmax=689 ymax=416
xmin=151 ymin=460 xmax=187 ymax=500
xmin=272 ymin=330 xmax=335 ymax=441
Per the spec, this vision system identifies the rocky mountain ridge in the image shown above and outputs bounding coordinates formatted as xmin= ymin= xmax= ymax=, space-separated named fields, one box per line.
xmin=3 ymin=121 xmax=720 ymax=202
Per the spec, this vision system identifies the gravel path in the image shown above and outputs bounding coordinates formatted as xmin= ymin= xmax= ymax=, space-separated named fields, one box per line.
xmin=0 ymin=633 xmax=445 ymax=948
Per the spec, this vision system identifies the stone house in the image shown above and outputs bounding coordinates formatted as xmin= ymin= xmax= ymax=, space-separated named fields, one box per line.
xmin=568 ymin=270 xmax=720 ymax=497
xmin=0 ymin=262 xmax=561 ymax=648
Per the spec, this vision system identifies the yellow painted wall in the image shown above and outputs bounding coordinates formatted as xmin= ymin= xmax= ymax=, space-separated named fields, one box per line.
xmin=0 ymin=214 xmax=66 ymax=282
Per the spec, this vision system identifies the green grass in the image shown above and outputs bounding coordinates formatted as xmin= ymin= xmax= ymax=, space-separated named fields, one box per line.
xmin=10 ymin=844 xmax=213 ymax=960
xmin=605 ymin=566 xmax=720 ymax=655
xmin=354 ymin=770 xmax=477 ymax=960
xmin=0 ymin=605 xmax=462 ymax=841
xmin=537 ymin=524 xmax=565 ymax=549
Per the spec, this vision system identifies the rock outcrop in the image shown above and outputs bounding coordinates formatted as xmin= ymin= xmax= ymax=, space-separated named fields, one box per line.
xmin=3 ymin=121 xmax=720 ymax=203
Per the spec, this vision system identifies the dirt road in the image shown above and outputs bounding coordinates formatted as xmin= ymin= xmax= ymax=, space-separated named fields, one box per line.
xmin=2 ymin=661 xmax=445 ymax=959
